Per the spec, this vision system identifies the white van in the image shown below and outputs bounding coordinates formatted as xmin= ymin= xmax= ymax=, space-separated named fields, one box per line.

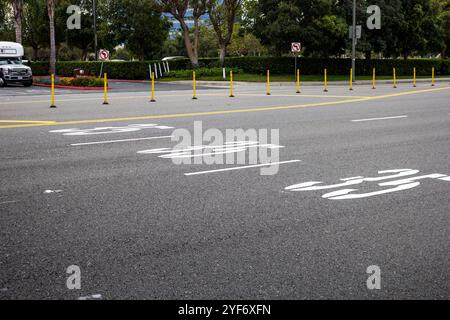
xmin=0 ymin=41 xmax=33 ymax=87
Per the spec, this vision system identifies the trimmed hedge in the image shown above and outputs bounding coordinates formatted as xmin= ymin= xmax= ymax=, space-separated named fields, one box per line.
xmin=165 ymin=67 xmax=242 ymax=78
xmin=30 ymin=60 xmax=161 ymax=79
xmin=196 ymin=57 xmax=450 ymax=76
xmin=31 ymin=57 xmax=450 ymax=79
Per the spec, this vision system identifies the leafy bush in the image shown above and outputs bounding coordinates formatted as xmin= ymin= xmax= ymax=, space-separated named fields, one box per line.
xmin=33 ymin=76 xmax=104 ymax=87
xmin=30 ymin=58 xmax=450 ymax=79
xmin=59 ymin=77 xmax=73 ymax=86
xmin=30 ymin=60 xmax=162 ymax=79
xmin=69 ymin=77 xmax=104 ymax=87
xmin=164 ymin=67 xmax=242 ymax=78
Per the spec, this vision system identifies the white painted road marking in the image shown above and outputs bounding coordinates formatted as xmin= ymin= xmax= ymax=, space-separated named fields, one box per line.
xmin=138 ymin=141 xmax=283 ymax=158
xmin=184 ymin=160 xmax=301 ymax=176
xmin=77 ymin=294 xmax=103 ymax=300
xmin=285 ymin=169 xmax=450 ymax=200
xmin=0 ymin=200 xmax=17 ymax=205
xmin=50 ymin=124 xmax=173 ymax=136
xmin=351 ymin=115 xmax=408 ymax=122
xmin=70 ymin=135 xmax=174 ymax=146
xmin=44 ymin=190 xmax=63 ymax=194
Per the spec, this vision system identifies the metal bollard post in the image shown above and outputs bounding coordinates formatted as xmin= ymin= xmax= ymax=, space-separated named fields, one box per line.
xmin=50 ymin=74 xmax=56 ymax=108
xmin=102 ymin=73 xmax=109 ymax=105
xmin=150 ymin=72 xmax=156 ymax=102
xmin=192 ymin=71 xmax=197 ymax=100
xmin=229 ymin=70 xmax=234 ymax=98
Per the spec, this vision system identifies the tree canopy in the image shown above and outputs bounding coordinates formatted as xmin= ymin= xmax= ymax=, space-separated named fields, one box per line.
xmin=1 ymin=0 xmax=449 ymax=61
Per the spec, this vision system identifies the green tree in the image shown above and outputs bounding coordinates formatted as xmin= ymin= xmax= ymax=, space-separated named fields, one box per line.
xmin=108 ymin=0 xmax=171 ymax=60
xmin=252 ymin=0 xmax=347 ymax=57
xmin=161 ymin=32 xmax=187 ymax=57
xmin=0 ymin=0 xmax=15 ymax=41
xmin=206 ymin=0 xmax=242 ymax=65
xmin=228 ymin=24 xmax=268 ymax=56
xmin=55 ymin=0 xmax=96 ymax=60
xmin=10 ymin=0 xmax=23 ymax=43
xmin=157 ymin=0 xmax=207 ymax=67
xmin=23 ymin=0 xmax=49 ymax=60
xmin=435 ymin=0 xmax=450 ymax=57
xmin=47 ymin=0 xmax=57 ymax=73
xmin=198 ymin=25 xmax=218 ymax=57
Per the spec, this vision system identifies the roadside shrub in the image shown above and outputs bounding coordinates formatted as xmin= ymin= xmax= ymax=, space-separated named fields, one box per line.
xmin=59 ymin=77 xmax=73 ymax=86
xmin=69 ymin=77 xmax=104 ymax=87
xmin=33 ymin=76 xmax=104 ymax=87
xmin=30 ymin=60 xmax=162 ymax=79
xmin=30 ymin=58 xmax=450 ymax=79
xmin=164 ymin=67 xmax=242 ymax=78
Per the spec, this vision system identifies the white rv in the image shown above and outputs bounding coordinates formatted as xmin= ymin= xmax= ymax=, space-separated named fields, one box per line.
xmin=0 ymin=41 xmax=33 ymax=87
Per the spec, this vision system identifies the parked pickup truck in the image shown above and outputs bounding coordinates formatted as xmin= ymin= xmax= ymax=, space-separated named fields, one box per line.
xmin=0 ymin=41 xmax=33 ymax=87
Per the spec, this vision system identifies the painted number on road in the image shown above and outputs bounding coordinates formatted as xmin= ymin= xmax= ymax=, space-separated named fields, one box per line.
xmin=137 ymin=140 xmax=283 ymax=159
xmin=49 ymin=123 xmax=174 ymax=136
xmin=285 ymin=169 xmax=450 ymax=200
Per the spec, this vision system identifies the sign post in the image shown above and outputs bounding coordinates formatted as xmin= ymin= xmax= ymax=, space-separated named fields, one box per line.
xmin=291 ymin=42 xmax=301 ymax=81
xmin=98 ymin=49 xmax=109 ymax=78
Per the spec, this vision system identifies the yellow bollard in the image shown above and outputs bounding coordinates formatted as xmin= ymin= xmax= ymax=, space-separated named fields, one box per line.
xmin=349 ymin=68 xmax=353 ymax=91
xmin=229 ymin=70 xmax=234 ymax=97
xmin=296 ymin=69 xmax=300 ymax=94
xmin=413 ymin=67 xmax=417 ymax=87
xmin=324 ymin=68 xmax=328 ymax=92
xmin=431 ymin=67 xmax=435 ymax=86
xmin=102 ymin=73 xmax=109 ymax=105
xmin=372 ymin=68 xmax=376 ymax=90
xmin=266 ymin=69 xmax=271 ymax=95
xmin=150 ymin=72 xmax=156 ymax=102
xmin=50 ymin=74 xmax=56 ymax=108
xmin=192 ymin=71 xmax=197 ymax=100
xmin=393 ymin=68 xmax=397 ymax=88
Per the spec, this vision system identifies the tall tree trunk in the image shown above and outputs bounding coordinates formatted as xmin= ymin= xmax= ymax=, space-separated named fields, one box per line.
xmin=219 ymin=45 xmax=226 ymax=66
xmin=181 ymin=22 xmax=198 ymax=67
xmin=193 ymin=18 xmax=200 ymax=64
xmin=32 ymin=45 xmax=39 ymax=61
xmin=12 ymin=0 xmax=23 ymax=44
xmin=82 ymin=49 xmax=88 ymax=61
xmin=207 ymin=0 xmax=241 ymax=66
xmin=47 ymin=1 xmax=56 ymax=75
xmin=159 ymin=0 xmax=205 ymax=68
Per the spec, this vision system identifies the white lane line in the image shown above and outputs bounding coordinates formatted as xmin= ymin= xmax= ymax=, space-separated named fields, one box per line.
xmin=0 ymin=200 xmax=17 ymax=205
xmin=351 ymin=115 xmax=408 ymax=122
xmin=184 ymin=160 xmax=301 ymax=176
xmin=70 ymin=135 xmax=174 ymax=146
xmin=341 ymin=176 xmax=364 ymax=181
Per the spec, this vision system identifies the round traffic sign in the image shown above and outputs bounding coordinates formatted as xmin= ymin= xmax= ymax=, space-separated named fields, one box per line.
xmin=99 ymin=49 xmax=109 ymax=61
xmin=291 ymin=42 xmax=301 ymax=53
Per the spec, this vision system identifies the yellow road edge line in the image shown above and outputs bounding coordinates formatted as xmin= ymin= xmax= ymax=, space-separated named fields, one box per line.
xmin=0 ymin=120 xmax=56 ymax=124
xmin=1 ymin=85 xmax=447 ymax=106
xmin=0 ymin=91 xmax=371 ymax=105
xmin=0 ymin=98 xmax=367 ymax=128
xmin=0 ymin=86 xmax=449 ymax=129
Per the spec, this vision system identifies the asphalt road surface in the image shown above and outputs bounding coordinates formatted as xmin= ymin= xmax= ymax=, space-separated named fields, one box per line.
xmin=1 ymin=80 xmax=449 ymax=299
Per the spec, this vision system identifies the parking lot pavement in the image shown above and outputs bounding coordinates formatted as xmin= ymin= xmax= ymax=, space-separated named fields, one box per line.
xmin=0 ymin=82 xmax=449 ymax=299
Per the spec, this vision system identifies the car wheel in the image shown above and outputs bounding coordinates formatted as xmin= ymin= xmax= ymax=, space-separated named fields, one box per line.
xmin=24 ymin=81 xmax=32 ymax=87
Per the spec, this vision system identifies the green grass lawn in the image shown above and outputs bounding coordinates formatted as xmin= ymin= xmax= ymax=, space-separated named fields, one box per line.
xmin=160 ymin=73 xmax=449 ymax=82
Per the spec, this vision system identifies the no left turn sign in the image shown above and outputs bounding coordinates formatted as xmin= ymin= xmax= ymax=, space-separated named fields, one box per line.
xmin=99 ymin=49 xmax=110 ymax=61
xmin=291 ymin=42 xmax=301 ymax=54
